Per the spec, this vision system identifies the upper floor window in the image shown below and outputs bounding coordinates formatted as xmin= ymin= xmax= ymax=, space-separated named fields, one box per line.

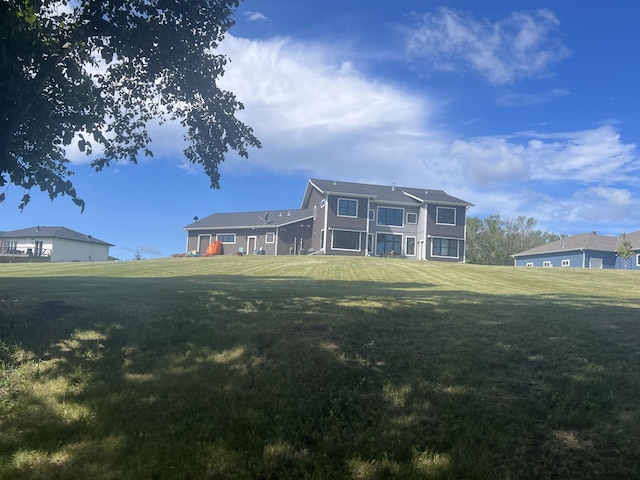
xmin=406 ymin=212 xmax=417 ymax=224
xmin=369 ymin=209 xmax=374 ymax=221
xmin=436 ymin=206 xmax=456 ymax=225
xmin=338 ymin=198 xmax=358 ymax=217
xmin=216 ymin=234 xmax=236 ymax=244
xmin=266 ymin=232 xmax=275 ymax=243
xmin=377 ymin=207 xmax=403 ymax=226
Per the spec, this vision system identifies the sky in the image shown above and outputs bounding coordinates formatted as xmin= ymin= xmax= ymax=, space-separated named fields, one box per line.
xmin=2 ymin=0 xmax=640 ymax=260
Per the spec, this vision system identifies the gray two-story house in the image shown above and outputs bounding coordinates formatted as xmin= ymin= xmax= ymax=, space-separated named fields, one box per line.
xmin=183 ymin=178 xmax=473 ymax=261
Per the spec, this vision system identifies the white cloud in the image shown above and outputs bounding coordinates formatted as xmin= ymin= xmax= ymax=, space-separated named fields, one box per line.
xmin=245 ymin=11 xmax=268 ymax=22
xmin=495 ymin=88 xmax=570 ymax=107
xmin=404 ymin=8 xmax=571 ymax=84
xmin=66 ymin=33 xmax=638 ymax=236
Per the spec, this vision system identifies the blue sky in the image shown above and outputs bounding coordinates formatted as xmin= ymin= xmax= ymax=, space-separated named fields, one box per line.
xmin=2 ymin=0 xmax=640 ymax=260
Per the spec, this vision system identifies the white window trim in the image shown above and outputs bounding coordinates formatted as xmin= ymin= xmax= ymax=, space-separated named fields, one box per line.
xmin=561 ymin=259 xmax=570 ymax=267
xmin=526 ymin=262 xmax=534 ymax=267
xmin=320 ymin=198 xmax=326 ymax=208
xmin=265 ymin=232 xmax=275 ymax=244
xmin=337 ymin=197 xmax=358 ymax=218
xmin=436 ymin=206 xmax=456 ymax=226
xmin=405 ymin=236 xmax=417 ymax=256
xmin=406 ymin=212 xmax=418 ymax=224
xmin=369 ymin=209 xmax=374 ymax=221
xmin=430 ymin=237 xmax=460 ymax=259
xmin=376 ymin=206 xmax=405 ymax=227
xmin=216 ymin=233 xmax=236 ymax=244
xmin=636 ymin=253 xmax=640 ymax=267
xmin=543 ymin=261 xmax=552 ymax=267
xmin=331 ymin=229 xmax=361 ymax=251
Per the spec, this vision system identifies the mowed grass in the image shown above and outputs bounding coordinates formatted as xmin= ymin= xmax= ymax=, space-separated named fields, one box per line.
xmin=0 ymin=256 xmax=639 ymax=479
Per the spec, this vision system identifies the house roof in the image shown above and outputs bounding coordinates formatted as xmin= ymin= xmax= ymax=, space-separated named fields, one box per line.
xmin=0 ymin=226 xmax=113 ymax=246
xmin=183 ymin=209 xmax=314 ymax=230
xmin=301 ymin=178 xmax=474 ymax=208
xmin=512 ymin=231 xmax=640 ymax=257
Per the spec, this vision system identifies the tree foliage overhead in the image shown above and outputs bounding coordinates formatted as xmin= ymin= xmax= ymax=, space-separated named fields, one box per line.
xmin=466 ymin=215 xmax=561 ymax=266
xmin=1 ymin=0 xmax=260 ymax=210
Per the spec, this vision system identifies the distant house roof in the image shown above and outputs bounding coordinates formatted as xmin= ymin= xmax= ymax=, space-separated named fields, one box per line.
xmin=512 ymin=231 xmax=635 ymax=257
xmin=302 ymin=178 xmax=473 ymax=208
xmin=183 ymin=209 xmax=314 ymax=230
xmin=0 ymin=226 xmax=113 ymax=246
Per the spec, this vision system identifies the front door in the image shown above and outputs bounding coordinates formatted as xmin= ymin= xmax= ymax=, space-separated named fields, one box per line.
xmin=198 ymin=235 xmax=211 ymax=254
xmin=247 ymin=236 xmax=257 ymax=254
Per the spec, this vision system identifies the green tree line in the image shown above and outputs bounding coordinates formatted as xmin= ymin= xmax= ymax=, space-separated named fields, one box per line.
xmin=466 ymin=215 xmax=562 ymax=265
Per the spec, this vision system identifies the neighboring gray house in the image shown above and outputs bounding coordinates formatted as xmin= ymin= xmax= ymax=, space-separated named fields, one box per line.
xmin=512 ymin=230 xmax=640 ymax=270
xmin=184 ymin=178 xmax=473 ymax=261
xmin=0 ymin=226 xmax=113 ymax=262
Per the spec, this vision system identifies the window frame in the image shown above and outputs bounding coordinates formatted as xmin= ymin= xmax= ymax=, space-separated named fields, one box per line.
xmin=376 ymin=233 xmax=402 ymax=256
xmin=368 ymin=209 xmax=375 ymax=221
xmin=526 ymin=262 xmax=534 ymax=267
xmin=377 ymin=207 xmax=404 ymax=227
xmin=406 ymin=212 xmax=418 ymax=224
xmin=337 ymin=198 xmax=358 ymax=218
xmin=436 ymin=206 xmax=456 ymax=226
xmin=543 ymin=261 xmax=553 ymax=267
xmin=405 ymin=236 xmax=416 ymax=256
xmin=331 ymin=229 xmax=361 ymax=251
xmin=561 ymin=259 xmax=570 ymax=267
xmin=265 ymin=232 xmax=275 ymax=244
xmin=431 ymin=237 xmax=459 ymax=258
xmin=216 ymin=233 xmax=236 ymax=244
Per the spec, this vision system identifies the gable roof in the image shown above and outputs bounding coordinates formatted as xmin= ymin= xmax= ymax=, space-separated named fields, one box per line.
xmin=0 ymin=226 xmax=113 ymax=246
xmin=184 ymin=209 xmax=314 ymax=230
xmin=621 ymin=230 xmax=640 ymax=250
xmin=301 ymin=178 xmax=473 ymax=208
xmin=513 ymin=230 xmax=640 ymax=257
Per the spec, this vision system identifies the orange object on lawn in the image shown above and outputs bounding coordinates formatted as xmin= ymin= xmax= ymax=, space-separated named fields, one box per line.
xmin=205 ymin=240 xmax=223 ymax=256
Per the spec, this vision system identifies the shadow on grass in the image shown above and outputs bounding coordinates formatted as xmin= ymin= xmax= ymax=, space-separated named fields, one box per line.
xmin=1 ymin=275 xmax=639 ymax=479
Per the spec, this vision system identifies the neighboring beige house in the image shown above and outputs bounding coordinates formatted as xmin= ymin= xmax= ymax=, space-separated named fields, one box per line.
xmin=0 ymin=226 xmax=113 ymax=262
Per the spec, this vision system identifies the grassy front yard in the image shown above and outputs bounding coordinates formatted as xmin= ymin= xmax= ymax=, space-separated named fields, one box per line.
xmin=1 ymin=257 xmax=639 ymax=479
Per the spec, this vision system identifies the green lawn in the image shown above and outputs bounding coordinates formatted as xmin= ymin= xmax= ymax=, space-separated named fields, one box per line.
xmin=1 ymin=257 xmax=639 ymax=479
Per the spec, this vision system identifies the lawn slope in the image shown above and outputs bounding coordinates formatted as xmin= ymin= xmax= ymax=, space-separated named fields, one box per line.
xmin=1 ymin=257 xmax=639 ymax=479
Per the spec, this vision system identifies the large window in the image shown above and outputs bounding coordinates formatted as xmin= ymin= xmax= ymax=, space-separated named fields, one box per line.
xmin=377 ymin=233 xmax=402 ymax=255
xmin=377 ymin=207 xmax=403 ymax=226
xmin=338 ymin=198 xmax=358 ymax=217
xmin=332 ymin=230 xmax=361 ymax=251
xmin=216 ymin=234 xmax=236 ymax=244
xmin=436 ymin=206 xmax=456 ymax=225
xmin=431 ymin=238 xmax=458 ymax=258
xmin=405 ymin=237 xmax=416 ymax=256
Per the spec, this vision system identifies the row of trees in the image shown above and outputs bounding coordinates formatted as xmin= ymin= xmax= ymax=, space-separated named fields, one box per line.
xmin=465 ymin=215 xmax=561 ymax=266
